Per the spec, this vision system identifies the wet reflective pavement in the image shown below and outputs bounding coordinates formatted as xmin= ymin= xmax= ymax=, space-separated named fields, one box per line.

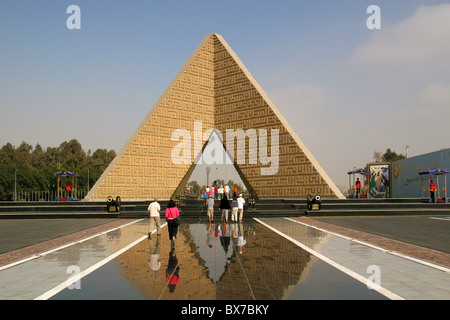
xmin=0 ymin=217 xmax=448 ymax=300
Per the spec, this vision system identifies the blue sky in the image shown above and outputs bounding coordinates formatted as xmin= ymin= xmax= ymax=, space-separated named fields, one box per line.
xmin=1 ymin=0 xmax=449 ymax=189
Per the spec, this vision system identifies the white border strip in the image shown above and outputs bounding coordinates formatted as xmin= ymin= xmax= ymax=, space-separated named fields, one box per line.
xmin=429 ymin=217 xmax=450 ymax=221
xmin=0 ymin=219 xmax=142 ymax=271
xmin=286 ymin=218 xmax=450 ymax=273
xmin=254 ymin=218 xmax=404 ymax=300
xmin=34 ymin=222 xmax=167 ymax=300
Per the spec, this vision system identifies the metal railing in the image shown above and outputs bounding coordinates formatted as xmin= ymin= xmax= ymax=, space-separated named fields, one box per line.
xmin=14 ymin=190 xmax=88 ymax=202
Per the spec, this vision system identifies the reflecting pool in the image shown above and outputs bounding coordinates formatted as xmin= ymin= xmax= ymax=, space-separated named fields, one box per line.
xmin=51 ymin=218 xmax=387 ymax=300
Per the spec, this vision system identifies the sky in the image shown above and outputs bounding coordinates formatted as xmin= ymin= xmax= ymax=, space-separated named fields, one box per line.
xmin=1 ymin=0 xmax=449 ymax=189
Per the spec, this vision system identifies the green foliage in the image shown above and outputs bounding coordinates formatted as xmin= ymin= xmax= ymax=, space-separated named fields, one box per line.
xmin=0 ymin=140 xmax=116 ymax=201
xmin=372 ymin=148 xmax=406 ymax=163
xmin=381 ymin=148 xmax=406 ymax=162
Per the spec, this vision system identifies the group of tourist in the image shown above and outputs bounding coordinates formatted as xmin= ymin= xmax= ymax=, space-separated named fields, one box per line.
xmin=203 ymin=184 xmax=238 ymax=200
xmin=145 ymin=193 xmax=246 ymax=292
xmin=206 ymin=193 xmax=245 ymax=223
xmin=146 ymin=190 xmax=247 ymax=246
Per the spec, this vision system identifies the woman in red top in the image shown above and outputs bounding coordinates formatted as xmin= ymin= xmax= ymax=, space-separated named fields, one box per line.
xmin=165 ymin=199 xmax=180 ymax=246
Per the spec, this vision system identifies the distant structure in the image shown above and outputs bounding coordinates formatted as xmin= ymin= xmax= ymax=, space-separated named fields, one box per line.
xmin=85 ymin=33 xmax=343 ymax=200
xmin=392 ymin=148 xmax=449 ymax=199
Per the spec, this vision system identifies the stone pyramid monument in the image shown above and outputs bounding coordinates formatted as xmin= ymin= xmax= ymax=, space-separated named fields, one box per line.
xmin=85 ymin=33 xmax=344 ymax=200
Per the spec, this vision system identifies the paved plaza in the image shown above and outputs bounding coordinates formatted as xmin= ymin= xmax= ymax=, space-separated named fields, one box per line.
xmin=0 ymin=215 xmax=449 ymax=301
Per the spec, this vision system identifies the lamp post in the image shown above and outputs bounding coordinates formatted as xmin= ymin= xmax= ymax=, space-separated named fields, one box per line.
xmin=14 ymin=169 xmax=17 ymax=202
xmin=206 ymin=166 xmax=211 ymax=187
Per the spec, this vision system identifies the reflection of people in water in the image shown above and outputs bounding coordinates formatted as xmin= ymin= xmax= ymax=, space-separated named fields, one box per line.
xmin=231 ymin=222 xmax=246 ymax=254
xmin=166 ymin=247 xmax=180 ymax=293
xmin=148 ymin=235 xmax=161 ymax=276
xmin=206 ymin=223 xmax=216 ymax=248
xmin=237 ymin=222 xmax=246 ymax=254
xmin=219 ymin=223 xmax=231 ymax=254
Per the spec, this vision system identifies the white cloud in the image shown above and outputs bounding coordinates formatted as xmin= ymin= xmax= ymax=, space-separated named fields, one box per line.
xmin=353 ymin=4 xmax=450 ymax=70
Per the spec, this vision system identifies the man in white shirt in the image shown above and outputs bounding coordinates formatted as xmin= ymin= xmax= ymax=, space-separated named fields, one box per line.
xmin=224 ymin=184 xmax=230 ymax=198
xmin=237 ymin=194 xmax=246 ymax=222
xmin=148 ymin=197 xmax=161 ymax=237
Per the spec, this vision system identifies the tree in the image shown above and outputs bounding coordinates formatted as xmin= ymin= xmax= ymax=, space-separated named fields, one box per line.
xmin=382 ymin=148 xmax=405 ymax=162
xmin=59 ymin=139 xmax=86 ymax=170
xmin=16 ymin=141 xmax=33 ymax=166
xmin=372 ymin=151 xmax=383 ymax=162
xmin=0 ymin=143 xmax=16 ymax=165
xmin=187 ymin=180 xmax=201 ymax=196
xmin=42 ymin=146 xmax=60 ymax=168
xmin=0 ymin=165 xmax=15 ymax=201
xmin=31 ymin=143 xmax=44 ymax=168
xmin=0 ymin=140 xmax=116 ymax=201
xmin=226 ymin=180 xmax=245 ymax=194
xmin=372 ymin=148 xmax=405 ymax=163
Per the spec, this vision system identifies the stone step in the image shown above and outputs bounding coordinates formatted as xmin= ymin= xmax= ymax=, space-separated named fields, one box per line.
xmin=1 ymin=198 xmax=449 ymax=219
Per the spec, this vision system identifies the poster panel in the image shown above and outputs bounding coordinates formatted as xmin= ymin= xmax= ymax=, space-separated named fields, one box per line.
xmin=368 ymin=163 xmax=390 ymax=198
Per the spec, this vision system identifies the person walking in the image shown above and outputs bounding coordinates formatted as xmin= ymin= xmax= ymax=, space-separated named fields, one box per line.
xmin=231 ymin=195 xmax=239 ymax=222
xmin=219 ymin=194 xmax=231 ymax=223
xmin=165 ymin=199 xmax=180 ymax=246
xmin=206 ymin=195 xmax=215 ymax=222
xmin=148 ymin=197 xmax=161 ymax=237
xmin=237 ymin=194 xmax=246 ymax=222
xmin=208 ymin=186 xmax=214 ymax=198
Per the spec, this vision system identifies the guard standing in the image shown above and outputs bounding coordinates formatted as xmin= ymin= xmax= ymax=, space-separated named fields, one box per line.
xmin=429 ymin=179 xmax=436 ymax=203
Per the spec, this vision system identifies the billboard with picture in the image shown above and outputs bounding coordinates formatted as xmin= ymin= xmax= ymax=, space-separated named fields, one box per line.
xmin=367 ymin=163 xmax=390 ymax=198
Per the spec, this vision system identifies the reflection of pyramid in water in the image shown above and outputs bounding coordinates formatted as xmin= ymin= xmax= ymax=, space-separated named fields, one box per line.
xmin=192 ymin=223 xmax=233 ymax=283
xmin=85 ymin=33 xmax=344 ymax=200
